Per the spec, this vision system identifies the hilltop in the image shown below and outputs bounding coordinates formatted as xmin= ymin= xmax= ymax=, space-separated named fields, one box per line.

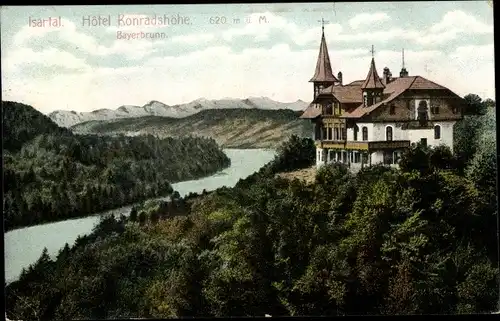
xmin=71 ymin=108 xmax=313 ymax=149
xmin=49 ymin=97 xmax=309 ymax=127
xmin=3 ymin=101 xmax=72 ymax=152
xmin=2 ymin=101 xmax=230 ymax=231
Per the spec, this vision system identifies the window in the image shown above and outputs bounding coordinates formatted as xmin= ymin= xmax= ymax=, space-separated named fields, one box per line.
xmin=353 ymin=125 xmax=359 ymax=141
xmin=325 ymin=103 xmax=333 ymax=115
xmin=386 ymin=126 xmax=393 ymax=141
xmin=383 ymin=151 xmax=394 ymax=165
xmin=363 ymin=92 xmax=367 ymax=106
xmin=420 ymin=138 xmax=427 ymax=147
xmin=354 ymin=152 xmax=361 ymax=163
xmin=367 ymin=92 xmax=374 ymax=106
xmin=434 ymin=125 xmax=441 ymax=139
xmin=337 ymin=151 xmax=342 ymax=162
xmin=322 ymin=126 xmax=327 ymax=140
xmin=431 ymin=105 xmax=440 ymax=114
xmin=327 ymin=127 xmax=332 ymax=140
xmin=334 ymin=103 xmax=341 ymax=115
xmin=342 ymin=128 xmax=347 ymax=140
xmin=389 ymin=104 xmax=396 ymax=115
xmin=452 ymin=106 xmax=458 ymax=114
xmin=417 ymin=100 xmax=429 ymax=126
xmin=334 ymin=127 xmax=340 ymax=140
xmin=362 ymin=126 xmax=368 ymax=141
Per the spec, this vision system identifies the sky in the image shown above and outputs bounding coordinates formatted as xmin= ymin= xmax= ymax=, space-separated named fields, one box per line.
xmin=0 ymin=2 xmax=495 ymax=114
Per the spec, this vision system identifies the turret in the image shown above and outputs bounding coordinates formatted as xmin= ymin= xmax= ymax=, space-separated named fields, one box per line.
xmin=361 ymin=46 xmax=385 ymax=107
xmin=309 ymin=21 xmax=338 ymax=99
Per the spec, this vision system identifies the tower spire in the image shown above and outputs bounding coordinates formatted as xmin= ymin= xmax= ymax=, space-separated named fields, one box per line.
xmin=400 ymin=48 xmax=409 ymax=77
xmin=309 ymin=20 xmax=338 ymax=83
xmin=361 ymin=53 xmax=385 ymax=90
xmin=370 ymin=45 xmax=375 ymax=58
xmin=402 ymin=48 xmax=405 ymax=69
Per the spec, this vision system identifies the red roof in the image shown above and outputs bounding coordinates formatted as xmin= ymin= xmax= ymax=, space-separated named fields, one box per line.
xmin=300 ymin=75 xmax=459 ymax=119
xmin=343 ymin=76 xmax=455 ymax=118
xmin=300 ymin=103 xmax=321 ymax=119
xmin=317 ymin=84 xmax=363 ymax=103
xmin=361 ymin=58 xmax=385 ymax=89
xmin=309 ymin=31 xmax=339 ymax=83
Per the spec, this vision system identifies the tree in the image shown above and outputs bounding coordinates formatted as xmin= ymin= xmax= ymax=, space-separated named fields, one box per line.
xmin=429 ymin=145 xmax=456 ymax=171
xmin=399 ymin=142 xmax=431 ymax=174
xmin=129 ymin=207 xmax=138 ymax=222
xmin=138 ymin=211 xmax=147 ymax=225
xmin=463 ymin=93 xmax=487 ymax=116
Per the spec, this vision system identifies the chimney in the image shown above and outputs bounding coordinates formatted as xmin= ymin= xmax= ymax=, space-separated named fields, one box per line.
xmin=382 ymin=67 xmax=391 ymax=85
xmin=337 ymin=71 xmax=343 ymax=85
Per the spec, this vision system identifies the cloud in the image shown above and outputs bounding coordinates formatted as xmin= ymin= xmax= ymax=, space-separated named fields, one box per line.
xmin=348 ymin=12 xmax=391 ymax=29
xmin=12 ymin=17 xmax=161 ymax=60
xmin=2 ymin=41 xmax=494 ymax=115
xmin=430 ymin=10 xmax=492 ymax=34
xmin=170 ymin=33 xmax=215 ymax=45
xmin=1 ymin=9 xmax=495 ymax=114
xmin=3 ymin=47 xmax=90 ymax=73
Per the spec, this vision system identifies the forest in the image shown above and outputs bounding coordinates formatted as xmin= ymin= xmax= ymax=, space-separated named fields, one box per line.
xmin=70 ymin=108 xmax=313 ymax=149
xmin=5 ymin=95 xmax=498 ymax=318
xmin=3 ymin=101 xmax=231 ymax=231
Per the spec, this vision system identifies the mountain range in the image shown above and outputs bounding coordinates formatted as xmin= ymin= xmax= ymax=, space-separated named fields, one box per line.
xmin=70 ymin=108 xmax=313 ymax=149
xmin=48 ymin=97 xmax=309 ymax=127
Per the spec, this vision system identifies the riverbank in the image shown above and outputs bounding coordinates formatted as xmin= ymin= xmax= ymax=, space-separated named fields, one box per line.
xmin=5 ymin=149 xmax=276 ymax=284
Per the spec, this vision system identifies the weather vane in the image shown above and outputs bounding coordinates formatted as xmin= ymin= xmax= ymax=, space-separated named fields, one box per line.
xmin=317 ymin=18 xmax=329 ymax=32
xmin=370 ymin=45 xmax=375 ymax=58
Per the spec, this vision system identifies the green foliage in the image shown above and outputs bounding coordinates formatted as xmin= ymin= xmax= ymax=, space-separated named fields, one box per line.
xmin=3 ymin=101 xmax=231 ymax=231
xmin=3 ymin=101 xmax=71 ymax=152
xmin=463 ymin=93 xmax=488 ymax=116
xmin=6 ymin=107 xmax=499 ymax=318
xmin=454 ymin=99 xmax=496 ymax=171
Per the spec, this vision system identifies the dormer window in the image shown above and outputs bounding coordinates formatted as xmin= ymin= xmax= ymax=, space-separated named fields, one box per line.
xmin=363 ymin=92 xmax=368 ymax=107
xmin=417 ymin=101 xmax=429 ymax=126
xmin=389 ymin=104 xmax=396 ymax=115
xmin=431 ymin=104 xmax=440 ymax=114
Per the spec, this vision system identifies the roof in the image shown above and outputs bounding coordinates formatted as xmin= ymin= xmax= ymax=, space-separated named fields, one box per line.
xmin=317 ymin=84 xmax=363 ymax=103
xmin=309 ymin=31 xmax=339 ymax=83
xmin=343 ymin=75 xmax=455 ymax=118
xmin=299 ymin=103 xmax=321 ymax=119
xmin=361 ymin=58 xmax=385 ymax=89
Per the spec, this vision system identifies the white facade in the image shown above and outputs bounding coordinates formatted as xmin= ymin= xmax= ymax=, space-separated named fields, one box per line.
xmin=315 ymin=120 xmax=456 ymax=169
xmin=314 ymin=96 xmax=459 ymax=170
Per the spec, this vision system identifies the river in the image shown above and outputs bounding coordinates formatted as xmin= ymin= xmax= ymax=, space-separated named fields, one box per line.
xmin=4 ymin=149 xmax=276 ymax=284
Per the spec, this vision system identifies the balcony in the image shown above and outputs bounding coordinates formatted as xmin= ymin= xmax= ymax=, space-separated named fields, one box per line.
xmin=315 ymin=140 xmax=410 ymax=151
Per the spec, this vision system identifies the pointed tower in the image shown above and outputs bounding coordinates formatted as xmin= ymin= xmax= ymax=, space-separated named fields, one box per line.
xmin=400 ymin=48 xmax=409 ymax=77
xmin=361 ymin=45 xmax=385 ymax=107
xmin=309 ymin=20 xmax=338 ymax=100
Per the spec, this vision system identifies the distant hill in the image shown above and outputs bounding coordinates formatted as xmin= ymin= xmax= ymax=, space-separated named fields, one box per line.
xmin=49 ymin=97 xmax=309 ymax=127
xmin=2 ymin=101 xmax=72 ymax=152
xmin=71 ymin=108 xmax=313 ymax=149
xmin=3 ymin=100 xmax=230 ymax=231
